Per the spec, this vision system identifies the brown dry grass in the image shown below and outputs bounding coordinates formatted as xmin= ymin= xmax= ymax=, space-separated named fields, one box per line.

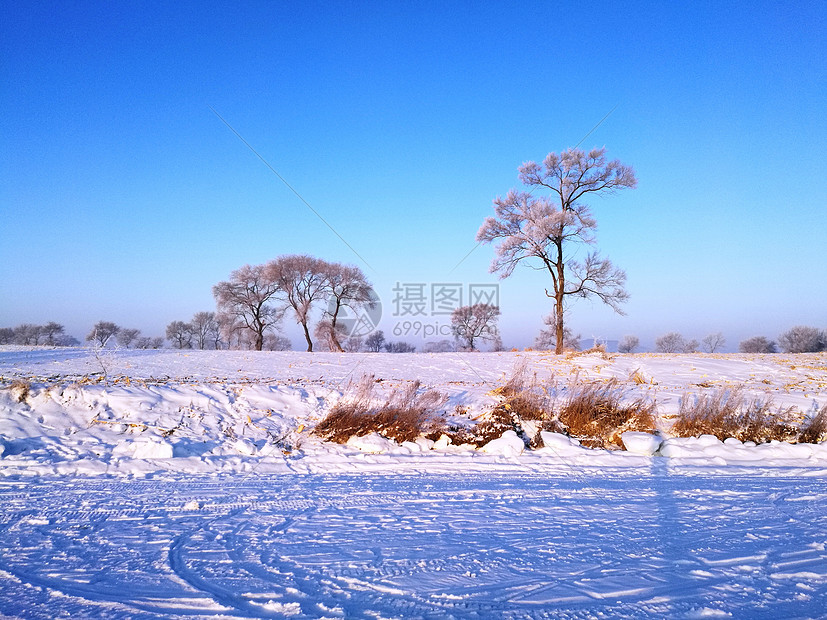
xmin=799 ymin=405 xmax=827 ymax=444
xmin=671 ymin=388 xmax=800 ymax=444
xmin=550 ymin=379 xmax=656 ymax=449
xmin=314 ymin=375 xmax=448 ymax=444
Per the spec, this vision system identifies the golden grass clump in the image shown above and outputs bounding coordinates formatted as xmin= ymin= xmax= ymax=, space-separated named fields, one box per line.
xmin=314 ymin=375 xmax=448 ymax=444
xmin=671 ymin=388 xmax=800 ymax=444
xmin=550 ymin=379 xmax=656 ymax=449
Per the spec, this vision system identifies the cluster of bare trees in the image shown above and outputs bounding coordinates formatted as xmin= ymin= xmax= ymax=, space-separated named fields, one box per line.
xmin=213 ymin=255 xmax=374 ymax=352
xmin=654 ymin=332 xmax=726 ymax=354
xmin=86 ymin=320 xmax=162 ymax=349
xmin=0 ymin=322 xmax=78 ymax=346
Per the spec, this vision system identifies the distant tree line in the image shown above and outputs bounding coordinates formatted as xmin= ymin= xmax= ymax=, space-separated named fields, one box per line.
xmin=0 ymin=322 xmax=78 ymax=346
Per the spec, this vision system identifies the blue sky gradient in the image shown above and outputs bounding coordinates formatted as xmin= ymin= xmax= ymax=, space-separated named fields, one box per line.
xmin=2 ymin=1 xmax=825 ymax=350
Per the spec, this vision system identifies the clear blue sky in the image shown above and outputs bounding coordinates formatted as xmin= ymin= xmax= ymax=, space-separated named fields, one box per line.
xmin=2 ymin=0 xmax=825 ymax=350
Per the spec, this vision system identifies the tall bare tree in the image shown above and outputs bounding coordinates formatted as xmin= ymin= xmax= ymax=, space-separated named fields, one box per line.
xmin=267 ymin=255 xmax=329 ymax=352
xmin=213 ymin=264 xmax=283 ymax=351
xmin=478 ymin=147 xmax=636 ymax=354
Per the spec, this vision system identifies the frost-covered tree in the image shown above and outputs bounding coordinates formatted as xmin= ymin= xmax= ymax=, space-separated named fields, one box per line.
xmin=213 ymin=264 xmax=284 ymax=351
xmin=14 ymin=323 xmax=43 ymax=345
xmin=778 ymin=326 xmax=826 ymax=353
xmin=739 ymin=336 xmax=777 ymax=353
xmin=116 ymin=328 xmax=141 ymax=348
xmin=655 ymin=332 xmax=686 ymax=353
xmin=322 ymin=262 xmax=374 ymax=352
xmin=267 ymin=255 xmax=329 ymax=352
xmin=683 ymin=338 xmax=700 ymax=353
xmin=86 ymin=321 xmax=120 ymax=347
xmin=478 ymin=147 xmax=635 ymax=354
xmin=702 ymin=332 xmax=726 ymax=353
xmin=450 ymin=303 xmax=500 ymax=350
xmin=617 ymin=335 xmax=639 ymax=353
xmin=0 ymin=327 xmax=13 ymax=344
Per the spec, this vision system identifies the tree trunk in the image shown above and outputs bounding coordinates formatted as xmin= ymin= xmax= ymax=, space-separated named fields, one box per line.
xmin=330 ymin=304 xmax=345 ymax=352
xmin=302 ymin=322 xmax=313 ymax=352
xmin=554 ymin=242 xmax=566 ymax=355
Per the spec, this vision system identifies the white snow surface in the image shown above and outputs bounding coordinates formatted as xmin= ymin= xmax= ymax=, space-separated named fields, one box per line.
xmin=0 ymin=347 xmax=826 ymax=617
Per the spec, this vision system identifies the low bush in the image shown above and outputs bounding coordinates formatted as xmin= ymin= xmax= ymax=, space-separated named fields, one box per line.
xmin=799 ymin=405 xmax=827 ymax=444
xmin=549 ymin=379 xmax=656 ymax=449
xmin=314 ymin=375 xmax=448 ymax=444
xmin=671 ymin=388 xmax=799 ymax=444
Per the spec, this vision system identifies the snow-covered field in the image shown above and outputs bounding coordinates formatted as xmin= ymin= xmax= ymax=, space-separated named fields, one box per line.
xmin=1 ymin=347 xmax=826 ymax=618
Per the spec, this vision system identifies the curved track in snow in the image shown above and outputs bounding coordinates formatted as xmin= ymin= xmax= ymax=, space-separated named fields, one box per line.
xmin=0 ymin=471 xmax=826 ymax=618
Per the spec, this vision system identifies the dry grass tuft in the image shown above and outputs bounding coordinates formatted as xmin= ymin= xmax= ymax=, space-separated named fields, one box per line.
xmin=550 ymin=379 xmax=656 ymax=449
xmin=671 ymin=388 xmax=800 ymax=444
xmin=9 ymin=379 xmax=31 ymax=403
xmin=314 ymin=375 xmax=448 ymax=444
xmin=799 ymin=405 xmax=827 ymax=444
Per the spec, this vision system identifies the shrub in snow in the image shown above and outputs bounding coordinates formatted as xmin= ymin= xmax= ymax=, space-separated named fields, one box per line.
xmin=9 ymin=380 xmax=30 ymax=403
xmin=549 ymin=379 xmax=656 ymax=449
xmin=314 ymin=375 xmax=447 ymax=444
xmin=671 ymin=388 xmax=800 ymax=444
xmin=480 ymin=430 xmax=524 ymax=457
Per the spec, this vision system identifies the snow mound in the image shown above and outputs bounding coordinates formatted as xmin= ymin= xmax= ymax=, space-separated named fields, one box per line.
xmin=621 ymin=431 xmax=662 ymax=455
xmin=538 ymin=432 xmax=585 ymax=456
xmin=113 ymin=439 xmax=174 ymax=459
xmin=346 ymin=433 xmax=397 ymax=454
xmin=480 ymin=430 xmax=524 ymax=457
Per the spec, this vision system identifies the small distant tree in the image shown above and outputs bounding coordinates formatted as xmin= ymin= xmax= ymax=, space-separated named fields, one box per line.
xmin=166 ymin=321 xmax=193 ymax=349
xmin=267 ymin=255 xmax=329 ymax=352
xmin=778 ymin=326 xmax=826 ymax=353
xmin=42 ymin=322 xmax=65 ymax=346
xmin=478 ymin=147 xmax=636 ymax=354
xmin=423 ymin=340 xmax=456 ymax=353
xmin=190 ymin=311 xmax=219 ymax=350
xmin=344 ymin=336 xmax=364 ymax=352
xmin=617 ymin=335 xmax=639 ymax=353
xmin=450 ymin=303 xmax=500 ymax=351
xmin=86 ymin=321 xmax=121 ymax=347
xmin=683 ymin=338 xmax=700 ymax=353
xmin=263 ymin=333 xmax=292 ymax=351
xmin=213 ymin=264 xmax=284 ymax=351
xmin=385 ymin=341 xmax=416 ymax=353
xmin=365 ymin=330 xmax=386 ymax=352
xmin=702 ymin=332 xmax=726 ymax=353
xmin=739 ymin=336 xmax=777 ymax=353
xmin=0 ymin=327 xmax=13 ymax=344
xmin=655 ymin=332 xmax=686 ymax=353
xmin=117 ymin=328 xmax=141 ymax=348
xmin=535 ymin=315 xmax=580 ymax=351
xmin=135 ymin=336 xmax=155 ymax=349
xmin=313 ymin=319 xmax=347 ymax=352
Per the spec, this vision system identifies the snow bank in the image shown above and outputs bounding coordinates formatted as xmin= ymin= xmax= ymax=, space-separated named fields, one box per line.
xmin=0 ymin=348 xmax=825 ymax=477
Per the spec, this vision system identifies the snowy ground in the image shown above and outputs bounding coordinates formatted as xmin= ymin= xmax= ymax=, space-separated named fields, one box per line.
xmin=1 ymin=347 xmax=826 ymax=618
